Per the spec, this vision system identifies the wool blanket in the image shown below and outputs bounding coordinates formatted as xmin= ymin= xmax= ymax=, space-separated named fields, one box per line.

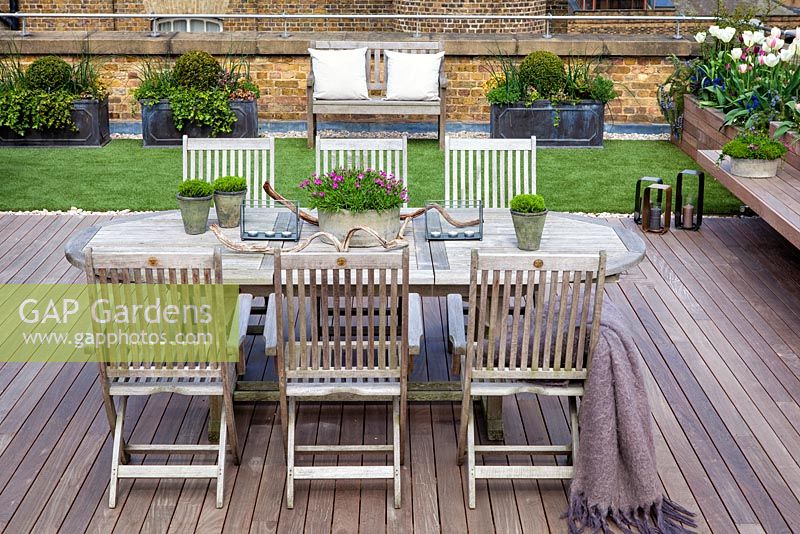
xmin=565 ymin=300 xmax=696 ymax=534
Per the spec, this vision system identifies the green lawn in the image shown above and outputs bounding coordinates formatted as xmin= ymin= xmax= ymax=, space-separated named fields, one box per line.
xmin=0 ymin=138 xmax=741 ymax=214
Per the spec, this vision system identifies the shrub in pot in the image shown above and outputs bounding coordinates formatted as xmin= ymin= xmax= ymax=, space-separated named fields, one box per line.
xmin=177 ymin=179 xmax=214 ymax=235
xmin=721 ymin=132 xmax=787 ymax=178
xmin=213 ymin=176 xmax=247 ymax=228
xmin=300 ymin=168 xmax=408 ymax=247
xmin=510 ymin=193 xmax=548 ymax=251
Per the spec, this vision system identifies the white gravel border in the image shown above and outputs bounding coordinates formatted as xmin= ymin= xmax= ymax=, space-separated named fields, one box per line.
xmin=111 ymin=131 xmax=669 ymax=141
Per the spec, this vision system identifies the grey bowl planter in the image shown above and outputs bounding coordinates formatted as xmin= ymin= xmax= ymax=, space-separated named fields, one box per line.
xmin=490 ymin=100 xmax=605 ymax=148
xmin=511 ymin=209 xmax=548 ymax=251
xmin=728 ymin=157 xmax=781 ymax=179
xmin=177 ymin=194 xmax=213 ymax=235
xmin=0 ymin=98 xmax=110 ymax=147
xmin=141 ymin=99 xmax=258 ymax=147
xmin=214 ymin=190 xmax=246 ymax=228
xmin=318 ymin=208 xmax=401 ymax=247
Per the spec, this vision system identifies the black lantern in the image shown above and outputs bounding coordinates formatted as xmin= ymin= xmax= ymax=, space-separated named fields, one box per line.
xmin=641 ymin=184 xmax=672 ymax=234
xmin=634 ymin=176 xmax=664 ymax=225
xmin=673 ymin=169 xmax=704 ymax=231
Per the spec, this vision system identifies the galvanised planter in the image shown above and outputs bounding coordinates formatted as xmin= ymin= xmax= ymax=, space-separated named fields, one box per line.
xmin=0 ymin=98 xmax=110 ymax=147
xmin=177 ymin=194 xmax=213 ymax=235
xmin=728 ymin=157 xmax=781 ymax=179
xmin=141 ymin=99 xmax=258 ymax=147
xmin=511 ymin=209 xmax=548 ymax=251
xmin=213 ymin=190 xmax=246 ymax=228
xmin=490 ymin=100 xmax=604 ymax=148
xmin=318 ymin=208 xmax=401 ymax=247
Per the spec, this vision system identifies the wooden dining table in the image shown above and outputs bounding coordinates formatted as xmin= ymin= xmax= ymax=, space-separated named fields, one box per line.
xmin=65 ymin=208 xmax=645 ymax=439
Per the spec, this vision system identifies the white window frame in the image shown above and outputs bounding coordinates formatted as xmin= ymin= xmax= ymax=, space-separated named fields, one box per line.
xmin=156 ymin=17 xmax=223 ymax=33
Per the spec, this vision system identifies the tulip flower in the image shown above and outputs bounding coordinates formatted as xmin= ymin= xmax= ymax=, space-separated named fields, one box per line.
xmin=718 ymin=27 xmax=736 ymax=43
xmin=780 ymin=47 xmax=795 ymax=62
xmin=694 ymin=31 xmax=707 ymax=43
xmin=708 ymin=25 xmax=720 ymax=38
xmin=771 ymin=26 xmax=782 ymax=38
xmin=730 ymin=47 xmax=743 ymax=60
xmin=738 ymin=63 xmax=748 ymax=74
xmin=764 ymin=53 xmax=780 ymax=67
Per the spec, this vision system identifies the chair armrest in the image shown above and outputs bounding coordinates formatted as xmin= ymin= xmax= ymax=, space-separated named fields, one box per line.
xmin=227 ymin=293 xmax=254 ymax=359
xmin=439 ymin=71 xmax=448 ymax=90
xmin=264 ymin=293 xmax=278 ymax=356
xmin=307 ymin=70 xmax=315 ymax=88
xmin=408 ymin=293 xmax=424 ymax=356
xmin=446 ymin=294 xmax=466 ymax=356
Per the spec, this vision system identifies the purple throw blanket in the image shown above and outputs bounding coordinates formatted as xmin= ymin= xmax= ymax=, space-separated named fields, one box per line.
xmin=565 ymin=299 xmax=696 ymax=533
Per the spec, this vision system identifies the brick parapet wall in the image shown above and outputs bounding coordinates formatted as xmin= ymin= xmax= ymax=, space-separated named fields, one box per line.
xmin=2 ymin=32 xmax=697 ymax=125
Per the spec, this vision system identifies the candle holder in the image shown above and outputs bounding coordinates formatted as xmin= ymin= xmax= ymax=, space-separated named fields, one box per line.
xmin=673 ymin=169 xmax=704 ymax=231
xmin=240 ymin=200 xmax=301 ymax=241
xmin=633 ymin=176 xmax=664 ymax=225
xmin=641 ymin=184 xmax=672 ymax=234
xmin=425 ymin=199 xmax=483 ymax=241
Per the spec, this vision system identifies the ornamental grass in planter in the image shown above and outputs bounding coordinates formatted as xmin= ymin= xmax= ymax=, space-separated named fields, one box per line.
xmin=0 ymin=52 xmax=110 ymax=147
xmin=134 ymin=51 xmax=260 ymax=147
xmin=177 ymin=179 xmax=214 ymax=235
xmin=300 ymin=168 xmax=408 ymax=247
xmin=510 ymin=193 xmax=547 ymax=251
xmin=721 ymin=132 xmax=787 ymax=178
xmin=485 ymin=51 xmax=617 ymax=147
xmin=213 ymin=176 xmax=247 ymax=228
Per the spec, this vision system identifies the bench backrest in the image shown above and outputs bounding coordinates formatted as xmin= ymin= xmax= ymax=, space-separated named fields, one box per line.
xmin=315 ymin=136 xmax=408 ymax=206
xmin=445 ymin=137 xmax=537 ymax=209
xmin=182 ymin=135 xmax=275 ymax=207
xmin=311 ymin=41 xmax=444 ymax=92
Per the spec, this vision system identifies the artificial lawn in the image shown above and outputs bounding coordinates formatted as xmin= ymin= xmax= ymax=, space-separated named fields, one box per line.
xmin=0 ymin=138 xmax=741 ymax=214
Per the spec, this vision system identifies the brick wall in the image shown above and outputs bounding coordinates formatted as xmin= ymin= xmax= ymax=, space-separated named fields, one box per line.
xmin=393 ymin=1 xmax=545 ymax=34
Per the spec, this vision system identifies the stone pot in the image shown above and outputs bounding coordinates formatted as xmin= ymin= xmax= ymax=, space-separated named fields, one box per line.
xmin=318 ymin=208 xmax=401 ymax=248
xmin=214 ymin=190 xmax=246 ymax=228
xmin=177 ymin=194 xmax=212 ymax=235
xmin=729 ymin=157 xmax=781 ymax=179
xmin=511 ymin=210 xmax=548 ymax=251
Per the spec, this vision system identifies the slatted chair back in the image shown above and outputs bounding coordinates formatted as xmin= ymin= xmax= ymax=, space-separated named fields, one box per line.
xmin=311 ymin=41 xmax=443 ymax=92
xmin=315 ymin=136 xmax=408 ymax=203
xmin=182 ymin=135 xmax=276 ymax=207
xmin=444 ymin=137 xmax=537 ymax=208
xmin=273 ymin=248 xmax=410 ymax=383
xmin=464 ymin=250 xmax=606 ymax=382
xmin=83 ymin=247 xmax=227 ymax=381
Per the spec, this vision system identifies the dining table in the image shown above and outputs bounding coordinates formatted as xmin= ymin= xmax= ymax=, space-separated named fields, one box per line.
xmin=65 ymin=207 xmax=646 ymax=440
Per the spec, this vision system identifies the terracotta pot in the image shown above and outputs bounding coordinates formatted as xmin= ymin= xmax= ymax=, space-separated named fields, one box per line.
xmin=317 ymin=208 xmax=401 ymax=247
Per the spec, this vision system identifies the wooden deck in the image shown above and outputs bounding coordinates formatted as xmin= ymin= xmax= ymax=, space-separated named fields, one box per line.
xmin=0 ymin=212 xmax=799 ymax=533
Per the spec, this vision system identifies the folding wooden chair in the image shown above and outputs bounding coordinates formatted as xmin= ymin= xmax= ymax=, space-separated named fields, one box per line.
xmin=447 ymin=250 xmax=607 ymax=508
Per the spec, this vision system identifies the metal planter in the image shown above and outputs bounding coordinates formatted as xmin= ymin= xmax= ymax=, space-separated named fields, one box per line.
xmin=141 ymin=99 xmax=258 ymax=147
xmin=0 ymin=98 xmax=110 ymax=147
xmin=490 ymin=100 xmax=605 ymax=148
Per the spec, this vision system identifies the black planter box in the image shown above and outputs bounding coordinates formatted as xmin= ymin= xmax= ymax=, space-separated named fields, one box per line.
xmin=490 ymin=101 xmax=605 ymax=148
xmin=0 ymin=98 xmax=110 ymax=147
xmin=141 ymin=99 xmax=259 ymax=147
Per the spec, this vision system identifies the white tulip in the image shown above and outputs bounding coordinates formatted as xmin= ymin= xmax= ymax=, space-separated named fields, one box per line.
xmin=708 ymin=25 xmax=721 ymax=39
xmin=754 ymin=30 xmax=766 ymax=44
xmin=718 ymin=27 xmax=736 ymax=43
xmin=742 ymin=31 xmax=756 ymax=47
xmin=771 ymin=26 xmax=782 ymax=38
xmin=731 ymin=47 xmax=743 ymax=60
xmin=765 ymin=37 xmax=784 ymax=51
xmin=764 ymin=53 xmax=780 ymax=67
xmin=780 ymin=47 xmax=795 ymax=62
xmin=738 ymin=63 xmax=748 ymax=74
xmin=694 ymin=31 xmax=707 ymax=43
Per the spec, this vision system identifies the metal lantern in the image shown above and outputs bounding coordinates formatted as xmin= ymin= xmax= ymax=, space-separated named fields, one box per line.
xmin=633 ymin=176 xmax=664 ymax=225
xmin=240 ymin=201 xmax=301 ymax=241
xmin=641 ymin=184 xmax=672 ymax=234
xmin=673 ymin=169 xmax=705 ymax=231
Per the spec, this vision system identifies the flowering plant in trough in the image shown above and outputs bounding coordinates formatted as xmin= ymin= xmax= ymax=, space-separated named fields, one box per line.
xmin=300 ymin=168 xmax=408 ymax=214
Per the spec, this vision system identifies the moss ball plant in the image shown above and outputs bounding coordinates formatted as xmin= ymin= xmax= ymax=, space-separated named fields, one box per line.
xmin=722 ymin=132 xmax=787 ymax=160
xmin=213 ymin=176 xmax=248 ymax=193
xmin=510 ymin=193 xmax=546 ymax=214
xmin=519 ymin=51 xmax=566 ymax=99
xmin=26 ymin=56 xmax=72 ymax=93
xmin=177 ymin=179 xmax=214 ymax=198
xmin=173 ymin=51 xmax=222 ymax=90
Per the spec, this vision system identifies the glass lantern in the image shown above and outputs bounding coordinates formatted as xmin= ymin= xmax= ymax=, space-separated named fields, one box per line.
xmin=240 ymin=201 xmax=301 ymax=241
xmin=424 ymin=199 xmax=483 ymax=241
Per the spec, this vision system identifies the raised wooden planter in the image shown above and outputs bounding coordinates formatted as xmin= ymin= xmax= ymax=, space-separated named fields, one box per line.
xmin=140 ymin=99 xmax=258 ymax=147
xmin=673 ymin=95 xmax=738 ymax=160
xmin=490 ymin=100 xmax=605 ymax=148
xmin=0 ymin=98 xmax=110 ymax=147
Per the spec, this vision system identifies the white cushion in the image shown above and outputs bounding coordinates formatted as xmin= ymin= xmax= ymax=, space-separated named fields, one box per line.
xmin=385 ymin=51 xmax=444 ymax=101
xmin=309 ymin=47 xmax=369 ymax=100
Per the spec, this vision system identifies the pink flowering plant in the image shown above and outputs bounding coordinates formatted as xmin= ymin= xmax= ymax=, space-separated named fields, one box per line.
xmin=299 ymin=168 xmax=408 ymax=213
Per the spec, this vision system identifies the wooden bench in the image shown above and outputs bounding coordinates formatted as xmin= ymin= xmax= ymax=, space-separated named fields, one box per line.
xmin=307 ymin=41 xmax=447 ymax=149
xmin=698 ymin=150 xmax=800 ymax=250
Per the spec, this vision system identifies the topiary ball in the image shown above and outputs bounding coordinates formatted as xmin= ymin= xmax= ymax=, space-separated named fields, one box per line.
xmin=173 ymin=51 xmax=222 ymax=90
xmin=26 ymin=56 xmax=73 ymax=93
xmin=510 ymin=193 xmax=546 ymax=214
xmin=519 ymin=51 xmax=566 ymax=99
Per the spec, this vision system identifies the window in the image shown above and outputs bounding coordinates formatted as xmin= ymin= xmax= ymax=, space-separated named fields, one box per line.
xmin=156 ymin=18 xmax=223 ymax=33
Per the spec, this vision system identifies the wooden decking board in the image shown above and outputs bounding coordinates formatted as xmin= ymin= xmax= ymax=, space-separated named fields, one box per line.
xmin=0 ymin=214 xmax=799 ymax=532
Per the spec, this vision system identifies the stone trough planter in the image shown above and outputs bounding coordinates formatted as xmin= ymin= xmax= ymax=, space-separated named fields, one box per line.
xmin=0 ymin=98 xmax=110 ymax=147
xmin=141 ymin=99 xmax=258 ymax=147
xmin=490 ymin=100 xmax=605 ymax=148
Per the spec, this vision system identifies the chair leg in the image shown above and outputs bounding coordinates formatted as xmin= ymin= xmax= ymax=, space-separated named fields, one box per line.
xmin=236 ymin=343 xmax=246 ymax=377
xmin=467 ymin=402 xmax=476 ymax=509
xmin=216 ymin=407 xmax=228 ymax=508
xmin=456 ymin=391 xmax=470 ymax=466
xmin=280 ymin=391 xmax=289 ymax=457
xmin=286 ymin=397 xmax=296 ymax=509
xmin=569 ymin=396 xmax=579 ymax=466
xmin=307 ymin=112 xmax=316 ymax=148
xmin=222 ymin=391 xmax=240 ymax=465
xmin=392 ymin=397 xmax=401 ymax=509
xmin=399 ymin=385 xmax=407 ymax=466
xmin=102 ymin=390 xmax=130 ymax=464
xmin=109 ymin=396 xmax=126 ymax=508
